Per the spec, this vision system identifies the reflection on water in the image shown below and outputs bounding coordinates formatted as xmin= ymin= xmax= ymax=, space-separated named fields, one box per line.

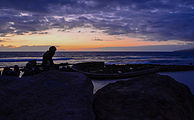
xmin=159 ymin=71 xmax=194 ymax=94
xmin=92 ymin=78 xmax=130 ymax=93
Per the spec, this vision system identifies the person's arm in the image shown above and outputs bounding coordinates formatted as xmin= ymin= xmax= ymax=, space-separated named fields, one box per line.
xmin=49 ymin=57 xmax=54 ymax=65
xmin=49 ymin=52 xmax=55 ymax=65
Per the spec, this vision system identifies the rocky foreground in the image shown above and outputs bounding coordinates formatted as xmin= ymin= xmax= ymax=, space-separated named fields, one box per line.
xmin=0 ymin=71 xmax=194 ymax=120
xmin=0 ymin=71 xmax=95 ymax=120
xmin=94 ymin=74 xmax=194 ymax=120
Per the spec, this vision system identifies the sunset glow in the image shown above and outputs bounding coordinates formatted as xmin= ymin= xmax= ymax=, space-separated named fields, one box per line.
xmin=0 ymin=0 xmax=194 ymax=51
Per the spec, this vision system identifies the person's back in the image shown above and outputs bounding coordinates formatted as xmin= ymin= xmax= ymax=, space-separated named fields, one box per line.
xmin=42 ymin=46 xmax=56 ymax=66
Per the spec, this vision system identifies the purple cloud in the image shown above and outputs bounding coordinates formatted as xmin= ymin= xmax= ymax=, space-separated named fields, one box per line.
xmin=0 ymin=0 xmax=194 ymax=42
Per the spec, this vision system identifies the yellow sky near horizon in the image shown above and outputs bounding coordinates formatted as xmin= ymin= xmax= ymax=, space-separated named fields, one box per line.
xmin=0 ymin=27 xmax=187 ymax=51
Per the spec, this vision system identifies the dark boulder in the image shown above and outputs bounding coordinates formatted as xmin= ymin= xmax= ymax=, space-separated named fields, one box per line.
xmin=0 ymin=70 xmax=95 ymax=120
xmin=94 ymin=74 xmax=194 ymax=120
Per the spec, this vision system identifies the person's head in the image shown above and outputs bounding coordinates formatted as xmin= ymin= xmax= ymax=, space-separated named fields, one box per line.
xmin=49 ymin=46 xmax=57 ymax=52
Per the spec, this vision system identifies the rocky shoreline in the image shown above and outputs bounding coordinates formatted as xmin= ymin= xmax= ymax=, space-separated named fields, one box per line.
xmin=73 ymin=62 xmax=194 ymax=79
xmin=0 ymin=71 xmax=95 ymax=120
xmin=94 ymin=74 xmax=194 ymax=120
xmin=1 ymin=62 xmax=194 ymax=80
xmin=0 ymin=63 xmax=194 ymax=120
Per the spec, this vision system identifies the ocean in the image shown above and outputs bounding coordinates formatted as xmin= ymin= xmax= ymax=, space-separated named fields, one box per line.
xmin=0 ymin=51 xmax=194 ymax=94
xmin=0 ymin=51 xmax=194 ymax=67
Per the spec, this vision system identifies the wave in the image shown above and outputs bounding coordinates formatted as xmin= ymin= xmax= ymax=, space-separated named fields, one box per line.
xmin=0 ymin=58 xmax=72 ymax=62
xmin=126 ymin=56 xmax=151 ymax=59
xmin=150 ymin=60 xmax=180 ymax=64
xmin=105 ymin=61 xmax=152 ymax=65
xmin=131 ymin=61 xmax=152 ymax=64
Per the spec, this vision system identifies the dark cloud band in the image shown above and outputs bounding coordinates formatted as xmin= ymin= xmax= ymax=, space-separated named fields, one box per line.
xmin=0 ymin=0 xmax=194 ymax=42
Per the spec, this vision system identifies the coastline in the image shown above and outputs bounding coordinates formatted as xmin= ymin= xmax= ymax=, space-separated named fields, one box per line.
xmin=92 ymin=70 xmax=194 ymax=94
xmin=1 ymin=62 xmax=194 ymax=94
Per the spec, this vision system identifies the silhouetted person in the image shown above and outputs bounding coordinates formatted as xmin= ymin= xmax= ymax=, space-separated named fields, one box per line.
xmin=26 ymin=60 xmax=37 ymax=69
xmin=2 ymin=67 xmax=12 ymax=76
xmin=42 ymin=46 xmax=57 ymax=66
xmin=13 ymin=65 xmax=20 ymax=76
xmin=2 ymin=65 xmax=20 ymax=76
xmin=23 ymin=60 xmax=41 ymax=76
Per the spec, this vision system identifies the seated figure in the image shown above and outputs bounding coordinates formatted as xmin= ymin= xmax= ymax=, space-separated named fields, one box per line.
xmin=42 ymin=46 xmax=57 ymax=66
xmin=2 ymin=67 xmax=12 ymax=76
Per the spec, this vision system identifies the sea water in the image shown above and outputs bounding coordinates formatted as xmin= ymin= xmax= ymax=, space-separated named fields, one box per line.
xmin=0 ymin=51 xmax=194 ymax=94
xmin=0 ymin=51 xmax=194 ymax=67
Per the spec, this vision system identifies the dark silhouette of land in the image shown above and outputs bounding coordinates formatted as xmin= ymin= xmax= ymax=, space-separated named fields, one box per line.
xmin=175 ymin=48 xmax=194 ymax=52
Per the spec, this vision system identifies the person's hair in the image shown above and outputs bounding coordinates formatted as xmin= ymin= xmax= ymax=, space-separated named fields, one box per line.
xmin=49 ymin=46 xmax=56 ymax=52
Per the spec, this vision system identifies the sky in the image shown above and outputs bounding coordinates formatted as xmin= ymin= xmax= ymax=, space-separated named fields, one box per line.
xmin=0 ymin=0 xmax=194 ymax=51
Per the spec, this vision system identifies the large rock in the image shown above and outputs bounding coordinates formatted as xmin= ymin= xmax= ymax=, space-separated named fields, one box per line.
xmin=94 ymin=74 xmax=194 ymax=120
xmin=0 ymin=70 xmax=95 ymax=120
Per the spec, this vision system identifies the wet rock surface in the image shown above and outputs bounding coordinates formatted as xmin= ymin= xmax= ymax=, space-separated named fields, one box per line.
xmin=0 ymin=70 xmax=94 ymax=120
xmin=94 ymin=74 xmax=194 ymax=120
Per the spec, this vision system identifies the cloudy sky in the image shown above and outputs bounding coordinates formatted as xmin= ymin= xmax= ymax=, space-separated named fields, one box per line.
xmin=0 ymin=0 xmax=194 ymax=51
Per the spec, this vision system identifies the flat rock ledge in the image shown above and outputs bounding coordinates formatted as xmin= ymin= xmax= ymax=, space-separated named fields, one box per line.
xmin=94 ymin=74 xmax=194 ymax=120
xmin=0 ymin=70 xmax=95 ymax=120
